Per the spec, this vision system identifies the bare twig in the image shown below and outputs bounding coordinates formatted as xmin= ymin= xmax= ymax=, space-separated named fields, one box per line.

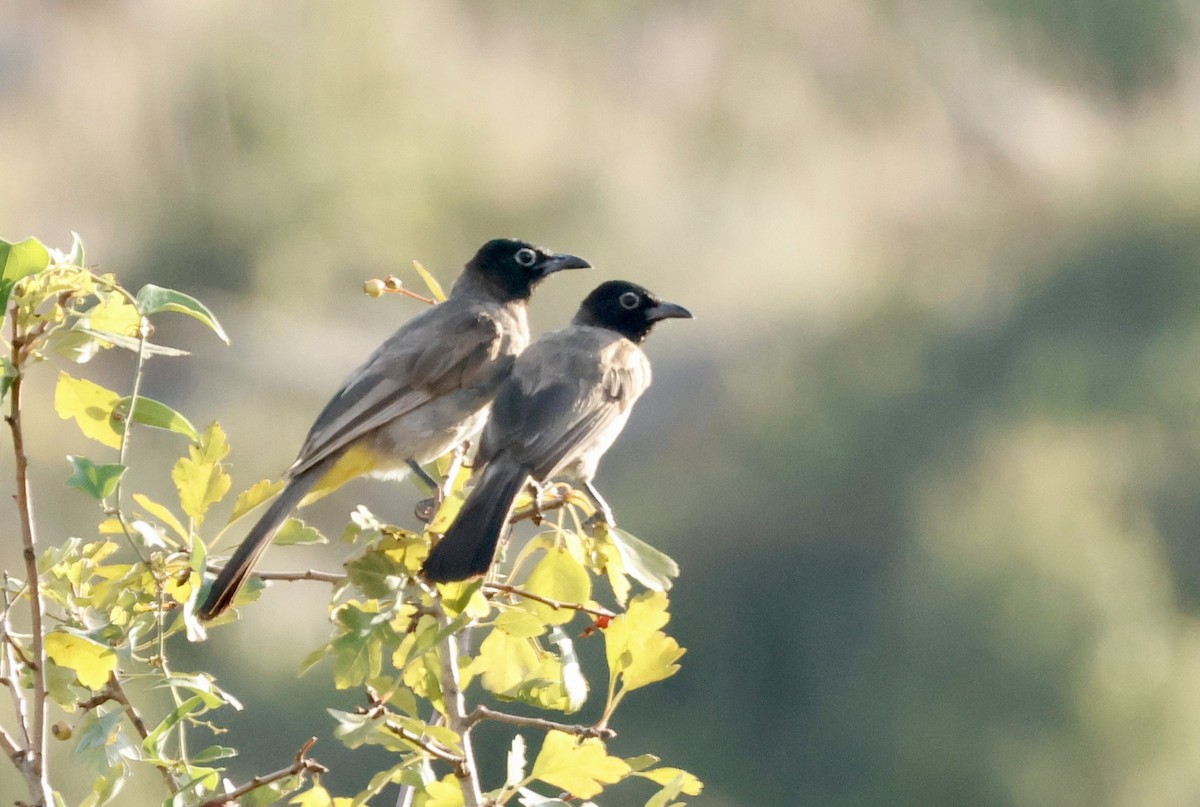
xmin=5 ymin=305 xmax=53 ymax=806
xmin=250 ymin=568 xmax=345 ymax=584
xmin=483 ymin=583 xmax=615 ymax=620
xmin=435 ymin=600 xmax=483 ymax=807
xmin=105 ymin=314 xmax=151 ymax=561
xmin=198 ymin=737 xmax=328 ymax=807
xmin=382 ymin=719 xmax=463 ymax=765
xmin=106 ymin=674 xmax=180 ymax=792
xmin=0 ymin=723 xmax=23 ymax=768
xmin=467 ymin=705 xmax=615 ymax=740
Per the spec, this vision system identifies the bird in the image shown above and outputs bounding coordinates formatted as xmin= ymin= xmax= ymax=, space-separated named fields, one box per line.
xmin=421 ymin=279 xmax=692 ymax=583
xmin=198 ymin=238 xmax=590 ymax=619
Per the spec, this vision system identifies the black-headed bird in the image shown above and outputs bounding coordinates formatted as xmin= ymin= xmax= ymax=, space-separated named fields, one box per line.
xmin=421 ymin=280 xmax=692 ymax=583
xmin=198 ymin=239 xmax=590 ymax=619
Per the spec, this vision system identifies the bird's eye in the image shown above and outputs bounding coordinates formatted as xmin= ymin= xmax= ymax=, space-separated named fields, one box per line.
xmin=515 ymin=248 xmax=538 ymax=267
xmin=618 ymin=291 xmax=641 ymax=310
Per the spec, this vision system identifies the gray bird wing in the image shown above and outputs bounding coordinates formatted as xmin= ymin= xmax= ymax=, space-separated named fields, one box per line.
xmin=286 ymin=303 xmax=508 ymax=477
xmin=480 ymin=328 xmax=651 ymax=480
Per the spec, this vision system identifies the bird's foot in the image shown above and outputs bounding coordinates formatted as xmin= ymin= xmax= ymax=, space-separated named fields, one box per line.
xmin=415 ymin=492 xmax=442 ymax=524
xmin=582 ymin=509 xmax=615 ymax=534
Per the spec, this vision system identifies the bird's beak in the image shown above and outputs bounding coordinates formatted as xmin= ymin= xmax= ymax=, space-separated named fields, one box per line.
xmin=646 ymin=300 xmax=694 ymax=322
xmin=539 ymin=252 xmax=592 ymax=275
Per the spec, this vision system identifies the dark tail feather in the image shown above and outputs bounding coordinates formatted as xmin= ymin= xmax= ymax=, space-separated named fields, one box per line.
xmin=198 ymin=472 xmax=319 ymax=620
xmin=422 ymin=458 xmax=529 ymax=583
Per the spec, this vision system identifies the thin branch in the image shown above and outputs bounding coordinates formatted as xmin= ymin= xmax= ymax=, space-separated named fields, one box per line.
xmin=382 ymin=719 xmax=463 ymax=765
xmin=435 ymin=600 xmax=483 ymax=807
xmin=198 ymin=737 xmax=328 ymax=807
xmin=106 ymin=674 xmax=180 ymax=793
xmin=466 ymin=705 xmax=615 ymax=740
xmin=0 ymin=586 xmax=31 ymax=749
xmin=0 ymin=723 xmax=24 ymax=768
xmin=6 ymin=304 xmax=53 ymax=806
xmin=483 ymin=583 xmax=615 ymax=620
xmin=248 ymin=568 xmax=344 ymax=584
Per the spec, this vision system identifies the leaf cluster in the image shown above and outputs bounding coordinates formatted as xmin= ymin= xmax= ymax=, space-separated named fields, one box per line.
xmin=0 ymin=236 xmax=702 ymax=807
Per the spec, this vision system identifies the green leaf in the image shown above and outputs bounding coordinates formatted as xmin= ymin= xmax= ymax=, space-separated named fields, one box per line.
xmin=608 ymin=527 xmax=679 ymax=592
xmin=0 ymin=357 xmax=14 ymax=403
xmin=411 ymin=259 xmax=447 ymax=303
xmin=344 ymin=548 xmax=406 ymax=598
xmin=274 ymin=517 xmax=327 ymax=546
xmin=135 ymin=283 xmax=230 ymax=344
xmin=54 ymin=372 xmax=122 ymax=448
xmin=191 ymin=744 xmax=238 ymax=764
xmin=530 ymin=730 xmax=631 ymax=799
xmin=115 ymin=395 xmax=199 ymax=441
xmin=142 ymin=695 xmax=206 ymax=758
xmin=65 ymin=455 xmax=126 ymax=500
xmin=44 ymin=631 xmax=117 ymax=689
xmin=522 ymin=547 xmax=591 ymax=626
xmin=228 ymin=479 xmax=284 ymax=525
xmin=172 ymin=422 xmax=232 ymax=525
xmin=76 ymin=327 xmax=190 ymax=356
xmin=0 ymin=236 xmax=50 ymax=317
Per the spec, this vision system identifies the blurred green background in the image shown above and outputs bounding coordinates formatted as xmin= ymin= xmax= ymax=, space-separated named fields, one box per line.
xmin=3 ymin=1 xmax=1200 ymax=804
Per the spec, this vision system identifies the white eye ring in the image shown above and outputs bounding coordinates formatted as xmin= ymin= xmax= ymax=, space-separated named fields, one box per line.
xmin=618 ymin=291 xmax=641 ymax=310
xmin=515 ymin=248 xmax=537 ymax=267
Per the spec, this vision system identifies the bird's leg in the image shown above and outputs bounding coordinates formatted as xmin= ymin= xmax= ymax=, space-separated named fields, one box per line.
xmin=410 ymin=460 xmax=442 ymax=523
xmin=581 ymin=481 xmax=615 ymax=532
xmin=412 ymin=443 xmax=470 ymax=524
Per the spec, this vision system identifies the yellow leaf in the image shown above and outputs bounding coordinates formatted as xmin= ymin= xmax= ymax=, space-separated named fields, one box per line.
xmin=427 ymin=489 xmax=467 ymax=533
xmin=54 ymin=372 xmax=122 ymax=448
xmin=522 ymin=547 xmax=591 ymax=626
xmin=473 ymin=629 xmax=540 ymax=695
xmin=289 ymin=784 xmax=332 ymax=807
xmin=530 ymin=730 xmax=631 ymax=799
xmin=635 ymin=767 xmax=704 ymax=796
xmin=173 ymin=423 xmax=232 ymax=524
xmin=412 ymin=259 xmax=448 ymax=303
xmin=421 ymin=775 xmax=465 ymax=807
xmin=604 ymin=592 xmax=685 ymax=692
xmin=80 ymin=291 xmax=141 ymax=337
xmin=133 ymin=494 xmax=188 ymax=541
xmin=45 ymin=632 xmax=116 ymax=690
xmin=228 ymin=479 xmax=285 ymax=525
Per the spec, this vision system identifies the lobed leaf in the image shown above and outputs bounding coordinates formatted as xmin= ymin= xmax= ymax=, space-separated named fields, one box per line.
xmin=530 ymin=730 xmax=631 ymax=799
xmin=521 ymin=548 xmax=591 ymax=626
xmin=44 ymin=631 xmax=117 ymax=690
xmin=54 ymin=372 xmax=122 ymax=448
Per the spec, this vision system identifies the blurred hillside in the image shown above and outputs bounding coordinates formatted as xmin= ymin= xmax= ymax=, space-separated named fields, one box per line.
xmin=2 ymin=0 xmax=1200 ymax=804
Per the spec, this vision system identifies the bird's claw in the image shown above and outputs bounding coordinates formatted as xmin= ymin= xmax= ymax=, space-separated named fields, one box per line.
xmin=415 ymin=496 xmax=440 ymax=524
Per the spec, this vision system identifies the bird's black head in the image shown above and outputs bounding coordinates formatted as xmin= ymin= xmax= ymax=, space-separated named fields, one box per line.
xmin=465 ymin=238 xmax=591 ymax=302
xmin=573 ymin=280 xmax=693 ymax=343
